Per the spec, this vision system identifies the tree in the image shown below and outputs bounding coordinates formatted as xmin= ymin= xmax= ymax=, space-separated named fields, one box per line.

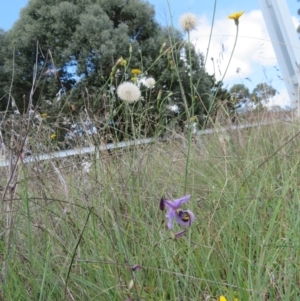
xmin=0 ymin=0 xmax=221 ymax=142
xmin=2 ymin=0 xmax=163 ymax=104
xmin=0 ymin=29 xmax=12 ymax=110
xmin=250 ymin=82 xmax=277 ymax=103
xmin=230 ymin=84 xmax=250 ymax=100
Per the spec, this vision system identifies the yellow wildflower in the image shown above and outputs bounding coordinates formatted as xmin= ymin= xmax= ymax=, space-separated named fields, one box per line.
xmin=131 ymin=69 xmax=142 ymax=75
xmin=50 ymin=133 xmax=56 ymax=139
xmin=41 ymin=113 xmax=47 ymax=118
xmin=131 ymin=76 xmax=137 ymax=83
xmin=228 ymin=11 xmax=244 ymax=26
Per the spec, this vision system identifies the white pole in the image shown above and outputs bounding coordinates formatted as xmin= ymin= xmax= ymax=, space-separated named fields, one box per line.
xmin=258 ymin=0 xmax=300 ymax=116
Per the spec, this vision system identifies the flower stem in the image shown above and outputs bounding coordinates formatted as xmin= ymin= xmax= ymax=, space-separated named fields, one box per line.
xmin=184 ymin=30 xmax=194 ymax=194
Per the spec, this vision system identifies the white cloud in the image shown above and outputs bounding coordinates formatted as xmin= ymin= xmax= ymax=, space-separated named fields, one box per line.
xmin=190 ymin=10 xmax=299 ymax=109
xmin=191 ymin=10 xmax=277 ymax=83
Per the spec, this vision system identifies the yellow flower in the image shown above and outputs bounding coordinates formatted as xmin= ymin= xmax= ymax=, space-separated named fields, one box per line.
xmin=131 ymin=76 xmax=137 ymax=83
xmin=228 ymin=11 xmax=244 ymax=26
xmin=131 ymin=69 xmax=142 ymax=75
xmin=41 ymin=113 xmax=47 ymax=118
xmin=50 ymin=133 xmax=56 ymax=139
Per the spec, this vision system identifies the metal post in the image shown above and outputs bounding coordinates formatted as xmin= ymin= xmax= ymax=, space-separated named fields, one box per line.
xmin=258 ymin=0 xmax=300 ymax=115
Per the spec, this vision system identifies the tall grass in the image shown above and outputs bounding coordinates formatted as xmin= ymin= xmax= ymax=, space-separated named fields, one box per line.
xmin=1 ymin=116 xmax=300 ymax=300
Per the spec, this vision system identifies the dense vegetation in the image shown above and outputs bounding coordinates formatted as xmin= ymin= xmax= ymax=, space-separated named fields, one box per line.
xmin=0 ymin=0 xmax=231 ymax=143
xmin=1 ymin=115 xmax=299 ymax=300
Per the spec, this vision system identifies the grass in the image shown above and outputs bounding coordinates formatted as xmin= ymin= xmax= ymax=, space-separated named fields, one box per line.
xmin=1 ymin=116 xmax=300 ymax=300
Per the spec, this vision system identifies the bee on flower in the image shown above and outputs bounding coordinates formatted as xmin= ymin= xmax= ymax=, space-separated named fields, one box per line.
xmin=159 ymin=195 xmax=195 ymax=229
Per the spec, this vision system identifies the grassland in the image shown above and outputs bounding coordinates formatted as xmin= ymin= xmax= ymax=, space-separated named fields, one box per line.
xmin=1 ymin=114 xmax=300 ymax=300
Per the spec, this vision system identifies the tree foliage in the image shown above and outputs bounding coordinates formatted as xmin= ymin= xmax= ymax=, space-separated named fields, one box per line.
xmin=250 ymin=82 xmax=277 ymax=102
xmin=0 ymin=29 xmax=9 ymax=99
xmin=0 ymin=0 xmax=224 ymax=142
xmin=230 ymin=84 xmax=250 ymax=100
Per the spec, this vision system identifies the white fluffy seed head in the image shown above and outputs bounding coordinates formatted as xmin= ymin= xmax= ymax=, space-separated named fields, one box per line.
xmin=117 ymin=82 xmax=141 ymax=103
xmin=145 ymin=77 xmax=156 ymax=88
xmin=179 ymin=13 xmax=198 ymax=32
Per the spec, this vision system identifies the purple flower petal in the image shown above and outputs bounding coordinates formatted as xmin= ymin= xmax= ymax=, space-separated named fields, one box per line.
xmin=164 ymin=195 xmax=191 ymax=210
xmin=166 ymin=209 xmax=176 ymax=229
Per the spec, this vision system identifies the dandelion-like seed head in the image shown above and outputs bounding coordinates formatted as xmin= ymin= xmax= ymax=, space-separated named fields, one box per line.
xmin=179 ymin=13 xmax=198 ymax=32
xmin=145 ymin=77 xmax=156 ymax=88
xmin=228 ymin=11 xmax=244 ymax=26
xmin=117 ymin=81 xmax=141 ymax=103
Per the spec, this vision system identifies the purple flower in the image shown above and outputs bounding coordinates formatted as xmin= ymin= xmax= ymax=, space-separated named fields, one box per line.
xmin=161 ymin=195 xmax=195 ymax=229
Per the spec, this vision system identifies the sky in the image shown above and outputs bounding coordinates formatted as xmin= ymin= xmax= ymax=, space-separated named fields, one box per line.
xmin=0 ymin=0 xmax=299 ymax=108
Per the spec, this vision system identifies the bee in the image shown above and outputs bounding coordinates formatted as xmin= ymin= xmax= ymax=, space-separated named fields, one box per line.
xmin=176 ymin=209 xmax=190 ymax=222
